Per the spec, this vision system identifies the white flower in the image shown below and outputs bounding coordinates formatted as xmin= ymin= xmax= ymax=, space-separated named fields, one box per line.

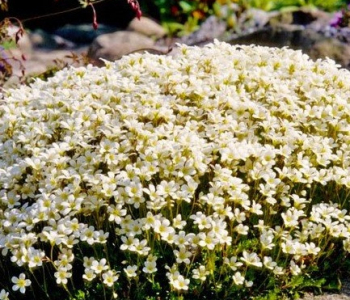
xmin=143 ymin=260 xmax=157 ymax=274
xmin=173 ymin=231 xmax=191 ymax=247
xmin=234 ymin=224 xmax=249 ymax=235
xmin=172 ymin=275 xmax=190 ymax=291
xmin=290 ymin=260 xmax=301 ymax=276
xmin=192 ymin=265 xmax=209 ymax=281
xmin=124 ymin=265 xmax=138 ymax=278
xmin=343 ymin=239 xmax=350 ymax=253
xmin=2 ymin=39 xmax=350 ymax=299
xmin=54 ymin=267 xmax=72 ymax=285
xmin=250 ymin=200 xmax=263 ymax=215
xmin=80 ymin=226 xmax=97 ymax=245
xmin=11 ymin=273 xmax=31 ymax=294
xmin=174 ymin=246 xmax=192 ymax=264
xmin=108 ymin=204 xmax=127 ymax=224
xmin=224 ymin=256 xmax=243 ymax=271
xmin=190 ymin=212 xmax=212 ymax=230
xmin=232 ymin=272 xmax=245 ymax=285
xmin=263 ymin=256 xmax=277 ymax=270
xmin=198 ymin=231 xmax=219 ymax=250
xmin=154 ymin=218 xmax=174 ymax=239
xmin=281 ymin=239 xmax=296 ymax=255
xmin=305 ymin=242 xmax=321 ymax=255
xmin=91 ymin=258 xmax=109 ymax=274
xmin=173 ymin=214 xmax=187 ymax=229
xmin=143 ymin=255 xmax=158 ymax=274
xmin=102 ymin=270 xmax=119 ymax=287
xmin=273 ymin=266 xmax=285 ymax=276
xmin=241 ymin=251 xmax=263 ymax=268
xmin=142 ymin=212 xmax=156 ymax=230
xmin=120 ymin=235 xmax=137 ymax=251
xmin=260 ymin=229 xmax=275 ymax=250
xmin=245 ymin=280 xmax=254 ymax=287
xmin=281 ymin=208 xmax=305 ymax=228
xmin=0 ymin=289 xmax=9 ymax=300
xmin=83 ymin=268 xmax=96 ymax=281
xmin=83 ymin=256 xmax=95 ymax=268
xmin=27 ymin=247 xmax=45 ymax=268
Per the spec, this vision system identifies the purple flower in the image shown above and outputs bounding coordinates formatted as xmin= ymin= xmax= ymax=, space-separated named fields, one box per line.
xmin=330 ymin=11 xmax=343 ymax=27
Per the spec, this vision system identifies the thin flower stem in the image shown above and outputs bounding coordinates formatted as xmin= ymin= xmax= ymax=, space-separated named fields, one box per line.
xmin=19 ymin=0 xmax=106 ymax=24
xmin=29 ymin=268 xmax=50 ymax=299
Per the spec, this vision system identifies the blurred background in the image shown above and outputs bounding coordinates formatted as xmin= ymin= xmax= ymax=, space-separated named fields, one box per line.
xmin=1 ymin=0 xmax=350 ymax=86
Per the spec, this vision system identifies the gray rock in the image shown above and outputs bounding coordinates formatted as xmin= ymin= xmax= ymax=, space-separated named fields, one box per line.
xmin=305 ymin=10 xmax=334 ymax=31
xmin=87 ymin=31 xmax=156 ymax=65
xmin=127 ymin=17 xmax=166 ymax=39
xmin=310 ymin=38 xmax=350 ymax=69
xmin=54 ymin=24 xmax=119 ymax=44
xmin=267 ymin=7 xmax=332 ymax=26
xmin=30 ymin=29 xmax=76 ymax=49
xmin=320 ymin=27 xmax=350 ymax=44
xmin=179 ymin=15 xmax=227 ymax=45
xmin=244 ymin=8 xmax=277 ymax=29
xmin=3 ymin=46 xmax=88 ymax=88
xmin=228 ymin=24 xmax=311 ymax=48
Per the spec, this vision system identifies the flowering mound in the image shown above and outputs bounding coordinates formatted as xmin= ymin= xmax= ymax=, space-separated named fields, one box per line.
xmin=1 ymin=41 xmax=350 ymax=299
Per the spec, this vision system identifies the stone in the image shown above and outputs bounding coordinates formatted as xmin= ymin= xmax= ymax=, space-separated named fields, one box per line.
xmin=30 ymin=29 xmax=76 ymax=49
xmin=179 ymin=15 xmax=227 ymax=46
xmin=267 ymin=8 xmax=334 ymax=32
xmin=310 ymin=38 xmax=350 ymax=69
xmin=87 ymin=31 xmax=156 ymax=65
xmin=228 ymin=24 xmax=309 ymax=48
xmin=127 ymin=17 xmax=166 ymax=39
xmin=302 ymin=9 xmax=334 ymax=31
xmin=243 ymin=8 xmax=277 ymax=29
xmin=3 ymin=47 xmax=88 ymax=88
xmin=54 ymin=24 xmax=119 ymax=44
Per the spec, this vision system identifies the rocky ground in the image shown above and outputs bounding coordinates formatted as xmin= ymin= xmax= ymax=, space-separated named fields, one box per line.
xmin=2 ymin=7 xmax=350 ymax=300
xmin=303 ymin=279 xmax=350 ymax=300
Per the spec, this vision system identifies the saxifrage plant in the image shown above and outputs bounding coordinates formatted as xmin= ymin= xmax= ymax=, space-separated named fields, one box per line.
xmin=0 ymin=41 xmax=350 ymax=299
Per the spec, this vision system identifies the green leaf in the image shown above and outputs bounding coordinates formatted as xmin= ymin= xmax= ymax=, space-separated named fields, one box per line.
xmin=323 ymin=277 xmax=342 ymax=292
xmin=288 ymin=276 xmax=304 ymax=289
xmin=179 ymin=1 xmax=194 ymax=13
xmin=163 ymin=22 xmax=185 ymax=33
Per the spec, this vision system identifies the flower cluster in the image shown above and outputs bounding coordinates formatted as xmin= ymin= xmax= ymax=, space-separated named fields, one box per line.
xmin=0 ymin=40 xmax=350 ymax=299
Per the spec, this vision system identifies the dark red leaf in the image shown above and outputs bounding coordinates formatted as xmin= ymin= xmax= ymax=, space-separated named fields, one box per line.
xmin=136 ymin=8 xmax=142 ymax=20
xmin=15 ymin=28 xmax=23 ymax=44
xmin=89 ymin=3 xmax=98 ymax=30
xmin=128 ymin=0 xmax=142 ymax=20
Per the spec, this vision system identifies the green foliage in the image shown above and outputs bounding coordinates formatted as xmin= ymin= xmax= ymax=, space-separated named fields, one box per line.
xmin=270 ymin=0 xmax=347 ymax=12
xmin=244 ymin=0 xmax=278 ymax=11
xmin=0 ymin=39 xmax=16 ymax=50
xmin=71 ymin=290 xmax=87 ymax=300
xmin=154 ymin=0 xmax=211 ymax=36
xmin=153 ymin=0 xmax=347 ymax=37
